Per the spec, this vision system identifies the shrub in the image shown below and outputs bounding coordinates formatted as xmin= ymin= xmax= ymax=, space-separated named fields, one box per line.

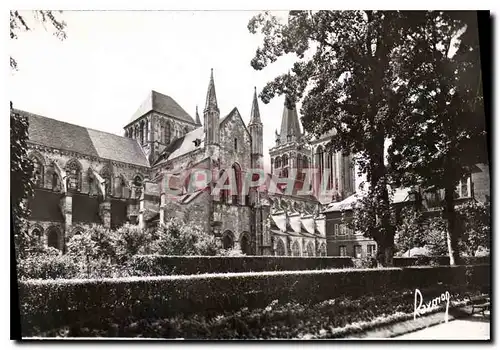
xmin=151 ymin=218 xmax=220 ymax=256
xmin=17 ymin=252 xmax=79 ymax=280
xmin=352 ymin=257 xmax=377 ymax=269
xmin=131 ymin=255 xmax=354 ymax=276
xmin=19 ymin=264 xmax=490 ymax=337
xmin=113 ymin=224 xmax=153 ymax=262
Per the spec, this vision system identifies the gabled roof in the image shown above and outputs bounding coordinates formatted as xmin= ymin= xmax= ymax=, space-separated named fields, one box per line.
xmin=156 ymin=107 xmax=250 ymax=165
xmin=220 ymin=107 xmax=251 ymax=138
xmin=127 ymin=90 xmax=195 ymax=126
xmin=162 ymin=126 xmax=204 ymax=163
xmin=18 ymin=109 xmax=150 ymax=167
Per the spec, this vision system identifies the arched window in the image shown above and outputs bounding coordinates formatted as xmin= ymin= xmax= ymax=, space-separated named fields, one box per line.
xmin=320 ymin=243 xmax=327 ymax=257
xmin=222 ymin=231 xmax=234 ymax=249
xmin=232 ymin=163 xmax=242 ymax=205
xmin=281 ymin=167 xmax=289 ymax=178
xmin=219 ymin=170 xmax=229 ymax=203
xmin=274 ymin=156 xmax=279 ymax=169
xmin=139 ymin=121 xmax=145 ymax=144
xmin=118 ymin=175 xmax=128 ymax=198
xmin=30 ymin=155 xmax=44 ymax=187
xmin=326 ymin=150 xmax=333 ymax=190
xmin=306 ymin=242 xmax=315 ymax=257
xmin=133 ymin=175 xmax=143 ymax=187
xmin=100 ymin=166 xmax=113 ymax=196
xmin=276 ymin=238 xmax=286 ymax=256
xmin=66 ymin=159 xmax=82 ymax=192
xmin=51 ymin=172 xmax=60 ymax=191
xmin=240 ymin=233 xmax=251 ymax=255
xmin=160 ymin=123 xmax=165 ymax=143
xmin=31 ymin=227 xmax=42 ymax=242
xmin=291 ymin=241 xmax=301 ymax=256
xmin=146 ymin=119 xmax=150 ymax=142
xmin=316 ymin=146 xmax=324 ymax=186
xmin=165 ymin=122 xmax=171 ymax=144
xmin=297 ymin=154 xmax=302 ymax=171
xmin=47 ymin=227 xmax=60 ymax=250
xmin=283 ymin=154 xmax=289 ymax=167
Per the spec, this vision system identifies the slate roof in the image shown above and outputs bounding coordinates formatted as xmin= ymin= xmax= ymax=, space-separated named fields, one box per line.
xmin=128 ymin=90 xmax=195 ymax=125
xmin=155 ymin=108 xmax=242 ymax=165
xmin=18 ymin=109 xmax=150 ymax=167
xmin=323 ymin=187 xmax=410 ymax=213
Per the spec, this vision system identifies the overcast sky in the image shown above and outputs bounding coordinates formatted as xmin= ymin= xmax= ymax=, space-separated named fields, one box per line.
xmin=10 ymin=10 xmax=303 ymax=171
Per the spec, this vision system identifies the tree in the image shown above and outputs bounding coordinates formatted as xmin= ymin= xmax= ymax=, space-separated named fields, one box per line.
xmin=10 ymin=10 xmax=67 ymax=70
xmin=388 ymin=11 xmax=487 ymax=265
xmin=456 ymin=200 xmax=490 ymax=256
xmin=394 ymin=206 xmax=427 ymax=255
xmin=11 ymin=104 xmax=34 ymax=259
xmin=248 ymin=11 xmax=416 ymax=266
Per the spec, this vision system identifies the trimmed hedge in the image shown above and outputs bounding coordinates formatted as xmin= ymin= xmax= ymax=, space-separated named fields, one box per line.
xmin=393 ymin=256 xmax=490 ymax=267
xmin=131 ymin=255 xmax=354 ymax=275
xmin=19 ymin=264 xmax=490 ymax=336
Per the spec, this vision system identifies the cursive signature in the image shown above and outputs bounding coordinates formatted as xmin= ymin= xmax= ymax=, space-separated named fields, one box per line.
xmin=414 ymin=289 xmax=450 ymax=323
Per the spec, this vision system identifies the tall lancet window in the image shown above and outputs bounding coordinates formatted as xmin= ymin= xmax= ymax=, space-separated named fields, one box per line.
xmin=316 ymin=146 xmax=324 ymax=186
xmin=165 ymin=122 xmax=171 ymax=144
xmin=327 ymin=150 xmax=333 ymax=190
xmin=139 ymin=121 xmax=145 ymax=145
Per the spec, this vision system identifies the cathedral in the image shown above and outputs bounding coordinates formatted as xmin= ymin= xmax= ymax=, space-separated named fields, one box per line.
xmin=16 ymin=70 xmax=357 ymax=256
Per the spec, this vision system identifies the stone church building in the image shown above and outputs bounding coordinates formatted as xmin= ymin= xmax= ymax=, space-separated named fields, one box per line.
xmin=16 ymin=70 xmax=358 ymax=256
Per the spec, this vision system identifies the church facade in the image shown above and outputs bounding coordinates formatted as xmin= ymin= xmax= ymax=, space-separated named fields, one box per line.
xmin=17 ymin=70 xmax=357 ymax=256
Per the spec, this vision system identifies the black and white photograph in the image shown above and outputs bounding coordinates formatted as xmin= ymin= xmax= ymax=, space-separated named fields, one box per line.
xmin=9 ymin=6 xmax=491 ymax=341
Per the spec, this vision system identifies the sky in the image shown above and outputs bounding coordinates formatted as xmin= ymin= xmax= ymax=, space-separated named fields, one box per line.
xmin=10 ymin=10 xmax=303 ymax=171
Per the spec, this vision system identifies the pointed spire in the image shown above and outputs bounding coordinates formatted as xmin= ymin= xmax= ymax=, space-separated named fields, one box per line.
xmin=195 ymin=105 xmax=201 ymax=125
xmin=249 ymin=86 xmax=262 ymax=125
xmin=204 ymin=68 xmax=219 ymax=113
xmin=280 ymin=94 xmax=301 ymax=144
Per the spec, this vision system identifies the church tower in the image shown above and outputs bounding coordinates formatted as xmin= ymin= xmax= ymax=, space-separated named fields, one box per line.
xmin=269 ymin=95 xmax=312 ymax=192
xmin=204 ymin=69 xmax=220 ymax=158
xmin=248 ymin=87 xmax=263 ymax=170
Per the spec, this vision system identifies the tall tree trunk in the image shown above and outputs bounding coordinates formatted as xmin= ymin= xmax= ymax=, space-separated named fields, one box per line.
xmin=444 ymin=186 xmax=461 ymax=265
xmin=369 ymin=139 xmax=395 ymax=267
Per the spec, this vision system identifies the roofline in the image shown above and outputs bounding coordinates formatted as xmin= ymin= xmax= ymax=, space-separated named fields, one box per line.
xmin=123 ymin=109 xmax=198 ymax=129
xmin=220 ymin=107 xmax=252 ymax=139
xmin=27 ymin=141 xmax=150 ymax=170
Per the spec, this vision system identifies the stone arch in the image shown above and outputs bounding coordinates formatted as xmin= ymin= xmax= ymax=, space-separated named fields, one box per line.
xmin=239 ymin=232 xmax=251 ymax=255
xmin=30 ymin=224 xmax=44 ymax=241
xmin=276 ymin=237 xmax=286 ymax=256
xmin=222 ymin=230 xmax=234 ymax=249
xmin=65 ymin=158 xmax=83 ymax=192
xmin=71 ymin=226 xmax=84 ymax=236
xmin=291 ymin=240 xmax=301 ymax=256
xmin=306 ymin=241 xmax=315 ymax=257
xmin=46 ymin=226 xmax=62 ymax=250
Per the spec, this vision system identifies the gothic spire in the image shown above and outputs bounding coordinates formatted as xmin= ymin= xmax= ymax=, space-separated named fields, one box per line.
xmin=249 ymin=86 xmax=262 ymax=125
xmin=279 ymin=94 xmax=301 ymax=144
xmin=195 ymin=105 xmax=201 ymax=126
xmin=204 ymin=68 xmax=219 ymax=113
